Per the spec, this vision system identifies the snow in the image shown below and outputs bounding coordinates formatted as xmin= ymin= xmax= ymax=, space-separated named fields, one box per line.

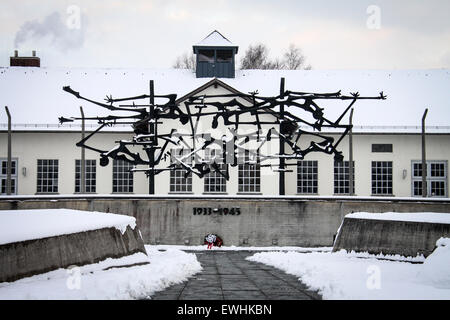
xmin=0 ymin=246 xmax=202 ymax=299
xmin=0 ymin=209 xmax=136 ymax=245
xmin=1 ymin=67 xmax=449 ymax=132
xmin=345 ymin=211 xmax=450 ymax=224
xmin=195 ymin=30 xmax=236 ymax=47
xmin=248 ymin=238 xmax=450 ymax=299
xmin=149 ymin=244 xmax=332 ymax=252
xmin=419 ymin=238 xmax=450 ymax=288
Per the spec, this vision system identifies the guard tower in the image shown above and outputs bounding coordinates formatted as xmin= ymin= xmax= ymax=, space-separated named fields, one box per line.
xmin=193 ymin=30 xmax=238 ymax=78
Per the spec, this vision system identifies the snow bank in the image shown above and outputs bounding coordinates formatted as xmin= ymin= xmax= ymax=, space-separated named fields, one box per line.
xmin=345 ymin=211 xmax=450 ymax=224
xmin=0 ymin=246 xmax=202 ymax=299
xmin=0 ymin=209 xmax=136 ymax=245
xmin=420 ymin=238 xmax=450 ymax=288
xmin=248 ymin=248 xmax=450 ymax=299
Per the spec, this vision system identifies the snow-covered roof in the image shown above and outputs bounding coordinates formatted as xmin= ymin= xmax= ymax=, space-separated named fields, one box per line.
xmin=194 ymin=30 xmax=236 ymax=48
xmin=0 ymin=67 xmax=449 ymax=133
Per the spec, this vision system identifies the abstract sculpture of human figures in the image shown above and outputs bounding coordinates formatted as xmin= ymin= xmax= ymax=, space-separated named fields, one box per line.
xmin=60 ymin=79 xmax=386 ymax=186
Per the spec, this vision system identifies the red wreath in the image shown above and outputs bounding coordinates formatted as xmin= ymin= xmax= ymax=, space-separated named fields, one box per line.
xmin=204 ymin=234 xmax=223 ymax=249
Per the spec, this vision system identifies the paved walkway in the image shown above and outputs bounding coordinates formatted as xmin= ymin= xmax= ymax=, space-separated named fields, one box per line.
xmin=151 ymin=250 xmax=322 ymax=300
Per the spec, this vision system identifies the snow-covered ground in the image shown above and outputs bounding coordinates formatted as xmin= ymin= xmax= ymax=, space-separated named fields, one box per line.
xmin=150 ymin=244 xmax=332 ymax=252
xmin=0 ymin=209 xmax=136 ymax=245
xmin=0 ymin=246 xmax=201 ymax=299
xmin=248 ymin=238 xmax=450 ymax=300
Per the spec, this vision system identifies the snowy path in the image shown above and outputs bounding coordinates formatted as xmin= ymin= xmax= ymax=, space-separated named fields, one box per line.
xmin=151 ymin=250 xmax=322 ymax=300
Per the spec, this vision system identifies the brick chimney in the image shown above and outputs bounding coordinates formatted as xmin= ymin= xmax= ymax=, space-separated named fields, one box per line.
xmin=10 ymin=50 xmax=40 ymax=67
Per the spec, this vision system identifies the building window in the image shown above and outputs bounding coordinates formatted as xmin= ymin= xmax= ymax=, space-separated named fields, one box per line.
xmin=198 ymin=49 xmax=215 ymax=63
xmin=204 ymin=149 xmax=227 ymax=193
xmin=297 ymin=160 xmax=318 ymax=194
xmin=1 ymin=159 xmax=17 ymax=195
xmin=170 ymin=149 xmax=193 ymax=193
xmin=372 ymin=144 xmax=393 ymax=153
xmin=371 ymin=161 xmax=393 ymax=195
xmin=216 ymin=50 xmax=233 ymax=62
xmin=412 ymin=161 xmax=447 ymax=197
xmin=37 ymin=159 xmax=59 ymax=193
xmin=112 ymin=159 xmax=133 ymax=193
xmin=75 ymin=160 xmax=96 ymax=193
xmin=238 ymin=150 xmax=260 ymax=193
xmin=334 ymin=161 xmax=355 ymax=194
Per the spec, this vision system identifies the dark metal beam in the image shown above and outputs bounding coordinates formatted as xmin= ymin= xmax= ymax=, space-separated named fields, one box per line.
xmin=279 ymin=77 xmax=285 ymax=196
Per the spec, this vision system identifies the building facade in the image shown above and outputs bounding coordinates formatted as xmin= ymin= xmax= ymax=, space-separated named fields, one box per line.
xmin=1 ymin=31 xmax=449 ymax=198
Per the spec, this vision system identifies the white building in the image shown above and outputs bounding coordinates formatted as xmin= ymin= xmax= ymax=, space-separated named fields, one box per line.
xmin=1 ymin=32 xmax=450 ymax=198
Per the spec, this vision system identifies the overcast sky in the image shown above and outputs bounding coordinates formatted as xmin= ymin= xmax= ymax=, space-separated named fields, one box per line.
xmin=1 ymin=0 xmax=449 ymax=69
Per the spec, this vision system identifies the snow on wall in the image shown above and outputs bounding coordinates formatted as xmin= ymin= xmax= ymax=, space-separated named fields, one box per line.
xmin=0 ymin=209 xmax=136 ymax=245
xmin=345 ymin=211 xmax=450 ymax=224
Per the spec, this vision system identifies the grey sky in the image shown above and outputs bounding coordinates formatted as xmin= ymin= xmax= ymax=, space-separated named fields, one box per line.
xmin=1 ymin=0 xmax=449 ymax=69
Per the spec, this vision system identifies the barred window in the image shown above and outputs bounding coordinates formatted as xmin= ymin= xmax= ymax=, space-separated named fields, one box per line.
xmin=238 ymin=150 xmax=260 ymax=193
xmin=170 ymin=149 xmax=193 ymax=193
xmin=112 ymin=159 xmax=133 ymax=193
xmin=297 ymin=160 xmax=318 ymax=194
xmin=204 ymin=149 xmax=227 ymax=193
xmin=37 ymin=159 xmax=59 ymax=193
xmin=1 ymin=159 xmax=18 ymax=195
xmin=412 ymin=161 xmax=447 ymax=197
xmin=75 ymin=160 xmax=96 ymax=193
xmin=371 ymin=161 xmax=393 ymax=195
xmin=334 ymin=161 xmax=355 ymax=194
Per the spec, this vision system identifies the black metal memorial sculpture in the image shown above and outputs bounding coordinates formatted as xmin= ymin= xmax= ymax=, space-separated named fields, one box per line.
xmin=60 ymin=78 xmax=385 ymax=193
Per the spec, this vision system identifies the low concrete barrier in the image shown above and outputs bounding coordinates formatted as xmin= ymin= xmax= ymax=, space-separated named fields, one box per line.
xmin=1 ymin=195 xmax=450 ymax=247
xmin=332 ymin=217 xmax=450 ymax=257
xmin=0 ymin=225 xmax=146 ymax=283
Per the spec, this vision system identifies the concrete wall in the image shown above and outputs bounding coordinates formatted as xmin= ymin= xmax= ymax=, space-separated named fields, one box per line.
xmin=333 ymin=217 xmax=450 ymax=257
xmin=0 ymin=225 xmax=146 ymax=283
xmin=1 ymin=196 xmax=450 ymax=247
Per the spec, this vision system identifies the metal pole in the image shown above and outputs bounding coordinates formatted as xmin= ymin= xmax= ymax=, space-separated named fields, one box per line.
xmin=422 ymin=108 xmax=428 ymax=197
xmin=80 ymin=106 xmax=85 ymax=193
xmin=279 ymin=77 xmax=285 ymax=195
xmin=5 ymin=107 xmax=12 ymax=195
xmin=148 ymin=80 xmax=155 ymax=194
xmin=348 ymin=108 xmax=354 ymax=196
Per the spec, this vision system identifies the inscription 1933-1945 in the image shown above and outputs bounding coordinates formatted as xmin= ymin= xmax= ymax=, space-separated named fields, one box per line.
xmin=193 ymin=207 xmax=241 ymax=216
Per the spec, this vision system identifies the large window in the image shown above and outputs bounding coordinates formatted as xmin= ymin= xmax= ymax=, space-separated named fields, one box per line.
xmin=198 ymin=49 xmax=215 ymax=63
xmin=37 ymin=159 xmax=59 ymax=193
xmin=371 ymin=161 xmax=393 ymax=195
xmin=216 ymin=50 xmax=233 ymax=62
xmin=113 ymin=159 xmax=133 ymax=193
xmin=204 ymin=149 xmax=227 ymax=193
xmin=170 ymin=149 xmax=193 ymax=193
xmin=238 ymin=150 xmax=260 ymax=193
xmin=75 ymin=160 xmax=96 ymax=193
xmin=334 ymin=161 xmax=355 ymax=195
xmin=297 ymin=160 xmax=318 ymax=194
xmin=412 ymin=161 xmax=447 ymax=197
xmin=1 ymin=159 xmax=17 ymax=195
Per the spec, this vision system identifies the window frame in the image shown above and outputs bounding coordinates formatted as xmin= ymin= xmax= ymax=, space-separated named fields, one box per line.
xmin=238 ymin=149 xmax=261 ymax=193
xmin=411 ymin=160 xmax=447 ymax=197
xmin=371 ymin=161 xmax=393 ymax=195
xmin=36 ymin=159 xmax=59 ymax=194
xmin=112 ymin=159 xmax=134 ymax=193
xmin=75 ymin=159 xmax=97 ymax=193
xmin=204 ymin=149 xmax=227 ymax=193
xmin=333 ymin=160 xmax=355 ymax=195
xmin=297 ymin=160 xmax=318 ymax=195
xmin=0 ymin=158 xmax=18 ymax=195
xmin=170 ymin=148 xmax=193 ymax=193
